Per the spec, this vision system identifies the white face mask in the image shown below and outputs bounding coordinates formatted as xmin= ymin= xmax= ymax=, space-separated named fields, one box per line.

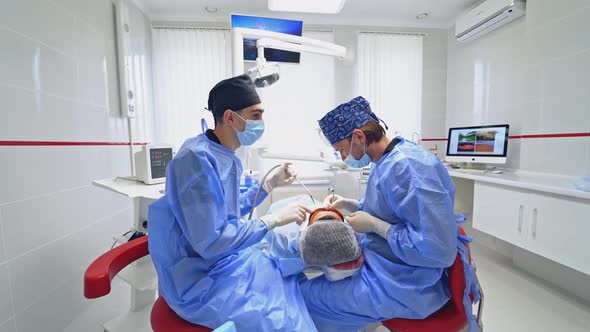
xmin=320 ymin=265 xmax=359 ymax=281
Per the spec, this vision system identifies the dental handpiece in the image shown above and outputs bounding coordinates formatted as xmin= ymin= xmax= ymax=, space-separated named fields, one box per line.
xmin=287 ymin=165 xmax=316 ymax=205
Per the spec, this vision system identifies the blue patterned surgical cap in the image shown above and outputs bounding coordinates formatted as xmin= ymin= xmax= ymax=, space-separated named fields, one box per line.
xmin=318 ymin=96 xmax=385 ymax=145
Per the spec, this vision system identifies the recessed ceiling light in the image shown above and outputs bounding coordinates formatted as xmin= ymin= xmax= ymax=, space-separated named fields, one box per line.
xmin=268 ymin=0 xmax=346 ymax=14
xmin=205 ymin=6 xmax=218 ymax=14
xmin=416 ymin=13 xmax=430 ymax=20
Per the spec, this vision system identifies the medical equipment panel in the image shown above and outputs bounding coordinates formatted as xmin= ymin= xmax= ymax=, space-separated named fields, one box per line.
xmin=134 ymin=145 xmax=174 ymax=185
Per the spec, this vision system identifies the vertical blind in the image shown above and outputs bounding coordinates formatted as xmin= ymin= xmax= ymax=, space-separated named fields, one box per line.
xmin=254 ymin=31 xmax=337 ymax=177
xmin=152 ymin=28 xmax=231 ymax=149
xmin=356 ymin=33 xmax=424 ymax=138
xmin=151 ymin=28 xmax=336 ymax=177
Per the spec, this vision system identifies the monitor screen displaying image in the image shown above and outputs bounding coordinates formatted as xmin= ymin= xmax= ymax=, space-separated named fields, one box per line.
xmin=446 ymin=124 xmax=509 ymax=164
xmin=231 ymin=14 xmax=303 ymax=63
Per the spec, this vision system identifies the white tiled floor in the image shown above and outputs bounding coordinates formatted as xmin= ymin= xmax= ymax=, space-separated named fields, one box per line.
xmin=470 ymin=244 xmax=590 ymax=332
xmin=60 ymin=242 xmax=590 ymax=332
xmin=371 ymin=243 xmax=590 ymax=332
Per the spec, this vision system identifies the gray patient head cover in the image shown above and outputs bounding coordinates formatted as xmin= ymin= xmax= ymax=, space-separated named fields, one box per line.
xmin=299 ymin=220 xmax=362 ymax=266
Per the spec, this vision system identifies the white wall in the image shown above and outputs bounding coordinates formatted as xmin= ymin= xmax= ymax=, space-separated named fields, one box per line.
xmin=448 ymin=0 xmax=590 ymax=303
xmin=255 ymin=31 xmax=337 ymax=180
xmin=332 ymin=25 xmax=449 ymax=153
xmin=0 ymin=0 xmax=153 ymax=331
xmin=447 ymin=0 xmax=590 ymax=175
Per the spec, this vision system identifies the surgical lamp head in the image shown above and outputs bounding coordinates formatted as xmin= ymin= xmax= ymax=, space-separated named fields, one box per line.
xmin=247 ymin=58 xmax=280 ymax=88
xmin=247 ymin=64 xmax=279 ymax=88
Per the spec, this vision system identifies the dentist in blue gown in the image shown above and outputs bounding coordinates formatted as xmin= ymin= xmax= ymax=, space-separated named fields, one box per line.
xmin=300 ymin=96 xmax=480 ymax=332
xmin=148 ymin=74 xmax=317 ymax=331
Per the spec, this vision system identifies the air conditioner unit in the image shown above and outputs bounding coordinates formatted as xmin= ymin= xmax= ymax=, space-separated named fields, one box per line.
xmin=455 ymin=0 xmax=526 ymax=42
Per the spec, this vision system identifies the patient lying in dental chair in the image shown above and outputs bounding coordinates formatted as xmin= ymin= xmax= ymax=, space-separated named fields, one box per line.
xmin=259 ymin=195 xmax=364 ymax=281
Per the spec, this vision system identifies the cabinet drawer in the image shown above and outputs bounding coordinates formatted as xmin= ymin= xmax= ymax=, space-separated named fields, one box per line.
xmin=473 ymin=182 xmax=529 ymax=248
xmin=526 ymin=193 xmax=590 ymax=275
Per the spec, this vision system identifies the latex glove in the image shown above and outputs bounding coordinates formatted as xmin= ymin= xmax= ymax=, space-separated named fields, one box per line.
xmin=263 ymin=163 xmax=296 ymax=193
xmin=346 ymin=211 xmax=392 ymax=239
xmin=323 ymin=194 xmax=359 ymax=213
xmin=261 ymin=204 xmax=311 ymax=230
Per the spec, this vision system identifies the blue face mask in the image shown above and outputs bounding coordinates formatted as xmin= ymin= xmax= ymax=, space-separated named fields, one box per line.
xmin=233 ymin=112 xmax=265 ymax=146
xmin=344 ymin=138 xmax=371 ymax=168
xmin=234 ymin=112 xmax=264 ymax=146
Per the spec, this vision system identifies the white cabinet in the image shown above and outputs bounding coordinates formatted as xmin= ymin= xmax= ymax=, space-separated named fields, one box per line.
xmin=473 ymin=182 xmax=590 ymax=275
xmin=526 ymin=193 xmax=590 ymax=275
xmin=473 ymin=182 xmax=529 ymax=249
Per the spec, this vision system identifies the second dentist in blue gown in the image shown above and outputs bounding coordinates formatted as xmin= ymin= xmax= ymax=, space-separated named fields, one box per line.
xmin=298 ymin=96 xmax=480 ymax=332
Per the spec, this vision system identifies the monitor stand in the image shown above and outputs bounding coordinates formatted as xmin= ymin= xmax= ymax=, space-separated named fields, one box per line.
xmin=452 ymin=162 xmax=497 ymax=171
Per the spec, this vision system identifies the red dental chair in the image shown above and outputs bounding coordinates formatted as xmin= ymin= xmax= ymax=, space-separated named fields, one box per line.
xmin=84 ymin=228 xmax=482 ymax=332
xmin=84 ymin=235 xmax=212 ymax=331
xmin=382 ymin=227 xmax=484 ymax=332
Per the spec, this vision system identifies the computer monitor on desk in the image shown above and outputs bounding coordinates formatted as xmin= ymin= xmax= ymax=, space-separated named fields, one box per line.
xmin=445 ymin=124 xmax=509 ymax=164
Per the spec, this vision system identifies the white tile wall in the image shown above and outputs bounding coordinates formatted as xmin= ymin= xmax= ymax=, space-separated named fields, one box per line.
xmin=421 ymin=30 xmax=448 ymax=141
xmin=0 ymin=0 xmax=77 ymax=57
xmin=526 ymin=0 xmax=590 ymax=30
xmin=0 ymin=28 xmax=78 ymax=99
xmin=539 ymin=50 xmax=590 ymax=134
xmin=0 ymin=263 xmax=14 ymax=324
xmin=0 ymin=210 xmax=5 ymax=263
xmin=51 ymin=0 xmax=113 ymax=30
xmin=421 ymin=95 xmax=447 ymax=138
xmin=520 ymin=137 xmax=590 ymax=176
xmin=446 ymin=0 xmax=590 ymax=176
xmin=422 ymin=69 xmax=447 ymax=98
xmin=0 ymin=146 xmax=131 ymax=204
xmin=10 ymin=209 xmax=131 ymax=318
xmin=76 ymin=18 xmax=109 ymax=107
xmin=0 ymin=0 xmax=153 ymax=331
xmin=0 ymin=29 xmax=38 ymax=89
xmin=1 ymin=186 xmax=129 ymax=260
xmin=0 ymin=84 xmax=122 ymax=142
xmin=0 ymin=319 xmax=16 ymax=332
xmin=528 ymin=8 xmax=590 ymax=65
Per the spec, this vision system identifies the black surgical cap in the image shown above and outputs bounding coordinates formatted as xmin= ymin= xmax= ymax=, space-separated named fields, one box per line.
xmin=207 ymin=74 xmax=261 ymax=118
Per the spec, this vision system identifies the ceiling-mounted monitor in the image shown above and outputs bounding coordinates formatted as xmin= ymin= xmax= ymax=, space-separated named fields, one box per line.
xmin=231 ymin=14 xmax=303 ymax=63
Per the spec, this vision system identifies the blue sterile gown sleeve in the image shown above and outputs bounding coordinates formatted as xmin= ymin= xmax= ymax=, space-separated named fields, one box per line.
xmin=148 ymin=134 xmax=317 ymax=332
xmin=298 ymin=138 xmax=480 ymax=332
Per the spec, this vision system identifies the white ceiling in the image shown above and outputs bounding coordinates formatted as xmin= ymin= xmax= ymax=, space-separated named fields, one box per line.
xmin=137 ymin=0 xmax=480 ymax=28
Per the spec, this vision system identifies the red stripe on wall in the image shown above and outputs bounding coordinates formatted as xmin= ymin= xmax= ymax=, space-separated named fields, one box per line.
xmin=421 ymin=132 xmax=590 ymax=141
xmin=421 ymin=138 xmax=448 ymax=142
xmin=0 ymin=141 xmax=149 ymax=146
xmin=1 ymin=132 xmax=589 ymax=146
xmin=509 ymin=132 xmax=590 ymax=139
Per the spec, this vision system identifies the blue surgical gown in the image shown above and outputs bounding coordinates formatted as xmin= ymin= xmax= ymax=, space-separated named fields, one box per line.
xmin=299 ymin=138 xmax=480 ymax=332
xmin=148 ymin=134 xmax=317 ymax=331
